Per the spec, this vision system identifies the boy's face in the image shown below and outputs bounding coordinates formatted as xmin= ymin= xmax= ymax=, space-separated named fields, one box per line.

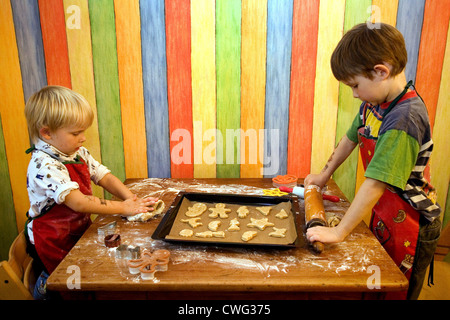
xmin=343 ymin=74 xmax=388 ymax=106
xmin=41 ymin=124 xmax=88 ymax=155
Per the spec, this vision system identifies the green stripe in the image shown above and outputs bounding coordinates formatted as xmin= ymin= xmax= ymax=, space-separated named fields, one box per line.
xmin=89 ymin=0 xmax=125 ymax=197
xmin=216 ymin=0 xmax=241 ymax=178
xmin=333 ymin=0 xmax=372 ymax=201
xmin=0 ymin=115 xmax=18 ymax=261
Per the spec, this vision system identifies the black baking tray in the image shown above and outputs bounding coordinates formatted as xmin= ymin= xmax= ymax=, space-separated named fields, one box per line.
xmin=152 ymin=191 xmax=303 ymax=248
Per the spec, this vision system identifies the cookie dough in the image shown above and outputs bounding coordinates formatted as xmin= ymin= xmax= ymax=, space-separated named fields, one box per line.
xmin=195 ymin=231 xmax=225 ymax=238
xmin=227 ymin=218 xmax=240 ymax=231
xmin=208 ymin=220 xmax=221 ymax=231
xmin=127 ymin=200 xmax=166 ymax=222
xmin=275 ymin=209 xmax=288 ymax=219
xmin=185 ymin=203 xmax=208 ymax=217
xmin=256 ymin=206 xmax=272 ymax=216
xmin=269 ymin=227 xmax=287 ymax=238
xmin=179 ymin=229 xmax=194 ymax=237
xmin=208 ymin=203 xmax=231 ymax=219
xmin=180 ymin=218 xmax=203 ymax=228
xmin=241 ymin=231 xmax=257 ymax=242
xmin=247 ymin=218 xmax=274 ymax=231
xmin=237 ymin=206 xmax=249 ymax=218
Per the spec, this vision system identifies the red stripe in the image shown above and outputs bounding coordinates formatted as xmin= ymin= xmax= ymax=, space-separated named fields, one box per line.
xmin=165 ymin=0 xmax=194 ymax=178
xmin=38 ymin=0 xmax=71 ymax=88
xmin=287 ymin=0 xmax=319 ymax=178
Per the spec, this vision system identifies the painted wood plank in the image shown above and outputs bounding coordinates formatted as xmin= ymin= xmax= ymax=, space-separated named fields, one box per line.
xmin=396 ymin=0 xmax=425 ymax=83
xmin=264 ymin=0 xmax=293 ymax=178
xmin=114 ymin=0 xmax=148 ymax=179
xmin=165 ymin=0 xmax=194 ymax=178
xmin=63 ymin=0 xmax=103 ymax=198
xmin=415 ymin=0 xmax=450 ymax=129
xmin=0 ymin=115 xmax=17 ymax=259
xmin=88 ymin=0 xmax=126 ymax=184
xmin=140 ymin=0 xmax=171 ymax=178
xmin=310 ymin=0 xmax=345 ymax=175
xmin=240 ymin=0 xmax=267 ymax=178
xmin=38 ymin=0 xmax=71 ymax=88
xmin=371 ymin=0 xmax=398 ymax=26
xmin=0 ymin=0 xmax=23 ymax=252
xmin=6 ymin=0 xmax=45 ymax=231
xmin=287 ymin=0 xmax=319 ymax=179
xmin=10 ymin=0 xmax=47 ymax=100
xmin=333 ymin=0 xmax=372 ymax=201
xmin=430 ymin=22 xmax=450 ymax=225
xmin=191 ymin=0 xmax=217 ymax=178
xmin=216 ymin=0 xmax=241 ymax=178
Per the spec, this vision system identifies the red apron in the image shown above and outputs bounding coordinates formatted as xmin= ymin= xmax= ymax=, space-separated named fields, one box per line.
xmin=31 ymin=157 xmax=92 ymax=274
xmin=358 ymin=85 xmax=420 ymax=299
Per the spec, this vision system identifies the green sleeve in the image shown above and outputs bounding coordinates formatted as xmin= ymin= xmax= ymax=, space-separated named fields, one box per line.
xmin=346 ymin=113 xmax=361 ymax=144
xmin=365 ymin=129 xmax=419 ymax=190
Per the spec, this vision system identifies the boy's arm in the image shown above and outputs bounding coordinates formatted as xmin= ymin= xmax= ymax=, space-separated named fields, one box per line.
xmin=97 ymin=172 xmax=135 ymax=200
xmin=307 ymin=177 xmax=386 ymax=243
xmin=64 ymin=189 xmax=155 ymax=216
xmin=304 ymin=135 xmax=357 ymax=187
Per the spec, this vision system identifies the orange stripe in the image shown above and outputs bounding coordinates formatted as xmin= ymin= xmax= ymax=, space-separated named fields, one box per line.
xmin=114 ymin=0 xmax=148 ymax=178
xmin=287 ymin=0 xmax=319 ymax=178
xmin=415 ymin=0 xmax=450 ymax=129
xmin=38 ymin=0 xmax=71 ymax=87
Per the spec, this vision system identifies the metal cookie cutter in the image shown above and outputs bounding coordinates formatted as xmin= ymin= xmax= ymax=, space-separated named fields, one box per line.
xmin=116 ymin=244 xmax=141 ymax=260
xmin=127 ymin=250 xmax=170 ymax=280
xmin=98 ymin=221 xmax=117 ymax=241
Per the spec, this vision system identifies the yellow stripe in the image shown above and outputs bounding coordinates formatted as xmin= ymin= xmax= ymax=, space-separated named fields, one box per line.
xmin=0 ymin=0 xmax=30 ymax=231
xmin=63 ymin=0 xmax=103 ymax=197
xmin=240 ymin=0 xmax=267 ymax=178
xmin=431 ymin=22 xmax=450 ymax=221
xmin=191 ymin=0 xmax=217 ymax=178
xmin=114 ymin=0 xmax=148 ymax=179
xmin=311 ymin=0 xmax=346 ymax=174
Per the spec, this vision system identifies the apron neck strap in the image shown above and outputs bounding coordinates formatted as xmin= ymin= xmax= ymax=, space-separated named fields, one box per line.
xmin=383 ymin=80 xmax=413 ymax=116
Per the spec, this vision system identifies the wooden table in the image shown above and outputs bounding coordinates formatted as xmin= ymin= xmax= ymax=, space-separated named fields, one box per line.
xmin=47 ymin=178 xmax=408 ymax=300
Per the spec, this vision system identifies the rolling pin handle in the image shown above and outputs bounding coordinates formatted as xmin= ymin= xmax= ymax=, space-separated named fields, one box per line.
xmin=311 ymin=241 xmax=324 ymax=254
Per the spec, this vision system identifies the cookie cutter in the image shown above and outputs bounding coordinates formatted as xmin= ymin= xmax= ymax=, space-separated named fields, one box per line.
xmin=104 ymin=234 xmax=121 ymax=248
xmin=127 ymin=250 xmax=170 ymax=280
xmin=116 ymin=244 xmax=141 ymax=260
xmin=98 ymin=221 xmax=117 ymax=241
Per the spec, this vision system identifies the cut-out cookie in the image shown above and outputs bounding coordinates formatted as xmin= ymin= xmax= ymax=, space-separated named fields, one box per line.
xmin=181 ymin=217 xmax=203 ymax=228
xmin=275 ymin=209 xmax=289 ymax=219
xmin=269 ymin=227 xmax=287 ymax=238
xmin=208 ymin=203 xmax=231 ymax=219
xmin=227 ymin=218 xmax=240 ymax=231
xmin=241 ymin=231 xmax=257 ymax=242
xmin=247 ymin=217 xmax=274 ymax=231
xmin=256 ymin=206 xmax=272 ymax=216
xmin=127 ymin=200 xmax=166 ymax=222
xmin=179 ymin=229 xmax=194 ymax=237
xmin=237 ymin=206 xmax=249 ymax=218
xmin=195 ymin=231 xmax=225 ymax=238
xmin=208 ymin=220 xmax=221 ymax=231
xmin=185 ymin=203 xmax=208 ymax=217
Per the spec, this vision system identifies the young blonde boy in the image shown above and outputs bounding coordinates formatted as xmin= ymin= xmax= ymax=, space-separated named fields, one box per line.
xmin=24 ymin=86 xmax=155 ymax=297
xmin=305 ymin=23 xmax=441 ymax=299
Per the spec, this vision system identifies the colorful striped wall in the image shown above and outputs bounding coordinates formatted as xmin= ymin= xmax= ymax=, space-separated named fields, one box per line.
xmin=0 ymin=0 xmax=449 ymax=259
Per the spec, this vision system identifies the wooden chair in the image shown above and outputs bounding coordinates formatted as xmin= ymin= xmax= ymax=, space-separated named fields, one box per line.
xmin=0 ymin=231 xmax=37 ymax=300
xmin=435 ymin=222 xmax=450 ymax=261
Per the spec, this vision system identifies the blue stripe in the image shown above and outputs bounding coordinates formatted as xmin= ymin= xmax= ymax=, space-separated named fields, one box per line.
xmin=264 ymin=0 xmax=293 ymax=177
xmin=140 ymin=0 xmax=171 ymax=178
xmin=10 ymin=0 xmax=47 ymax=101
xmin=396 ymin=0 xmax=425 ymax=83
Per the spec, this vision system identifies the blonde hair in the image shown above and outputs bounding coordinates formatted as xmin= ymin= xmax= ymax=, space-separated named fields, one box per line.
xmin=331 ymin=23 xmax=407 ymax=81
xmin=25 ymin=86 xmax=94 ymax=143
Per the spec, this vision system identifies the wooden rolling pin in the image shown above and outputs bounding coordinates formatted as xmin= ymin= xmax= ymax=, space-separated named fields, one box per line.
xmin=304 ymin=185 xmax=328 ymax=253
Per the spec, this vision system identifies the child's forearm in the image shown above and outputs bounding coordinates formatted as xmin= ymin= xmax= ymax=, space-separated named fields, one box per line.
xmin=320 ymin=134 xmax=357 ymax=180
xmin=335 ymin=177 xmax=386 ymax=241
xmin=97 ymin=173 xmax=134 ymax=200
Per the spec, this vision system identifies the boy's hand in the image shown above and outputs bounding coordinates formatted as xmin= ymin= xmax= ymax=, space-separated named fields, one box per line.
xmin=121 ymin=195 xmax=158 ymax=216
xmin=306 ymin=225 xmax=344 ymax=244
xmin=304 ymin=173 xmax=328 ymax=189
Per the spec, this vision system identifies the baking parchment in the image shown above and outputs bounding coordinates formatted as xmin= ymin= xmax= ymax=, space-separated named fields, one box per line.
xmin=166 ymin=198 xmax=297 ymax=246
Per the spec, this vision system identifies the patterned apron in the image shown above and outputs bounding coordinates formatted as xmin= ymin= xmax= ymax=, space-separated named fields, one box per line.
xmin=29 ymin=157 xmax=92 ymax=274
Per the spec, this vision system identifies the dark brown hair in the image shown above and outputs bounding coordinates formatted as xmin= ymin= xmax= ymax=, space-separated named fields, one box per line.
xmin=331 ymin=23 xmax=407 ymax=81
